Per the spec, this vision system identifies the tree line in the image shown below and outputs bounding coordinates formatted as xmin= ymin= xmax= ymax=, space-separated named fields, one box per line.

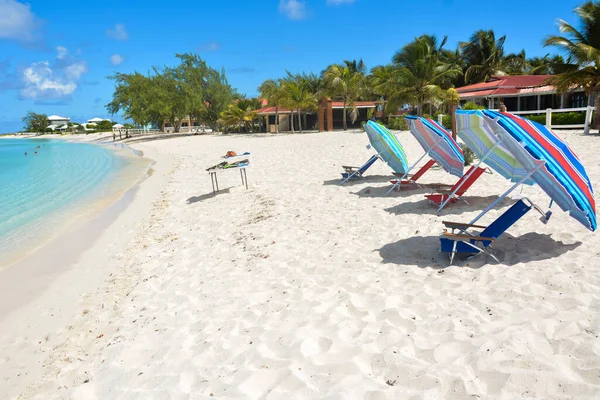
xmin=104 ymin=0 xmax=599 ymax=131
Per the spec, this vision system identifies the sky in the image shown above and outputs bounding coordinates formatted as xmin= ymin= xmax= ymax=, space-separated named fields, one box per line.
xmin=0 ymin=0 xmax=584 ymax=133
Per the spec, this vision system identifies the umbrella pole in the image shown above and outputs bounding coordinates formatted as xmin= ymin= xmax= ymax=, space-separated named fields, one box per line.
xmin=386 ymin=150 xmax=430 ymax=195
xmin=468 ymin=164 xmax=542 ymax=226
xmin=437 ymin=141 xmax=500 ymax=212
xmin=386 ymin=135 xmax=446 ymax=195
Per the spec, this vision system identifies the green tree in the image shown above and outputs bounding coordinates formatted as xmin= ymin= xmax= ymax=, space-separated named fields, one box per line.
xmin=527 ymin=54 xmax=568 ymax=75
xmin=324 ymin=62 xmax=366 ymax=130
xmin=259 ymin=79 xmax=285 ymax=133
xmin=504 ymin=50 xmax=528 ymax=75
xmin=391 ymin=35 xmax=461 ymax=116
xmin=369 ymin=65 xmax=404 ymax=117
xmin=107 ymin=53 xmax=236 ymax=133
xmin=280 ymin=78 xmax=318 ymax=133
xmin=217 ymin=100 xmax=257 ymax=133
xmin=95 ymin=120 xmax=114 ymax=131
xmin=544 ymin=0 xmax=600 ymax=129
xmin=22 ymin=111 xmax=48 ymax=133
xmin=460 ymin=30 xmax=507 ymax=84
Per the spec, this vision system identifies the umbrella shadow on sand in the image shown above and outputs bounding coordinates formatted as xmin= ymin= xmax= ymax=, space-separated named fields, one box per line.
xmin=378 ymin=232 xmax=582 ymax=269
xmin=322 ymin=175 xmax=395 ymax=186
xmin=383 ymin=195 xmax=506 ymax=217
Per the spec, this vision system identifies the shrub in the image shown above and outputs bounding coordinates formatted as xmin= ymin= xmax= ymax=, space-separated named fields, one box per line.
xmin=523 ymin=111 xmax=586 ymax=126
xmin=461 ymin=102 xmax=485 ymax=110
xmin=45 ymin=127 xmax=54 ymax=133
xmin=387 ymin=117 xmax=409 ymax=131
xmin=442 ymin=115 xmax=452 ymax=130
xmin=460 ymin=143 xmax=475 ymax=166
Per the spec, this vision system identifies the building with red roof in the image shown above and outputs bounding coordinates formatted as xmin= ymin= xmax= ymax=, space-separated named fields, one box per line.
xmin=456 ymin=75 xmax=589 ymax=111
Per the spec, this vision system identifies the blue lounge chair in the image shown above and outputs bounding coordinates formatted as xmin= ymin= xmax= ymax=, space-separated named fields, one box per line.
xmin=440 ymin=197 xmax=551 ymax=264
xmin=341 ymin=155 xmax=379 ymax=184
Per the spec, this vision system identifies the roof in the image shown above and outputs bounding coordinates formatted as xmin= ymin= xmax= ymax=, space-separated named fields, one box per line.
xmin=88 ymin=117 xmax=106 ymax=122
xmin=331 ymin=101 xmax=380 ymax=109
xmin=48 ymin=115 xmax=69 ymax=120
xmin=455 ymin=75 xmax=560 ymax=98
xmin=252 ymin=106 xmax=293 ymax=115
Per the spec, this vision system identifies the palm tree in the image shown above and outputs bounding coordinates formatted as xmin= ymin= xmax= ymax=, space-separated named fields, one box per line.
xmin=369 ymin=65 xmax=404 ymax=117
xmin=460 ymin=30 xmax=507 ymax=84
xmin=504 ymin=50 xmax=528 ymax=75
xmin=391 ymin=35 xmax=462 ymax=116
xmin=217 ymin=100 xmax=256 ymax=132
xmin=544 ymin=1 xmax=600 ymax=129
xmin=344 ymin=59 xmax=367 ymax=74
xmin=527 ymin=54 xmax=568 ymax=75
xmin=258 ymin=79 xmax=284 ymax=133
xmin=324 ymin=63 xmax=366 ymax=130
xmin=280 ymin=79 xmax=317 ymax=133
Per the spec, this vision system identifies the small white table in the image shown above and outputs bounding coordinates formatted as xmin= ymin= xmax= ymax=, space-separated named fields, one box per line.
xmin=208 ymin=166 xmax=248 ymax=194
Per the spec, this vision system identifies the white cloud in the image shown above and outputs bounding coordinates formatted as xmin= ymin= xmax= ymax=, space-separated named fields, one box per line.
xmin=110 ymin=54 xmax=124 ymax=65
xmin=279 ymin=0 xmax=306 ymax=20
xmin=65 ymin=61 xmax=87 ymax=79
xmin=0 ymin=0 xmax=39 ymax=41
xmin=327 ymin=0 xmax=355 ymax=4
xmin=106 ymin=23 xmax=128 ymax=40
xmin=20 ymin=51 xmax=88 ymax=100
xmin=56 ymin=46 xmax=68 ymax=60
xmin=201 ymin=41 xmax=220 ymax=52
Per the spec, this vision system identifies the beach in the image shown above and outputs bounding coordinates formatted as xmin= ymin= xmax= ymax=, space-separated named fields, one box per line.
xmin=2 ymin=129 xmax=600 ymax=399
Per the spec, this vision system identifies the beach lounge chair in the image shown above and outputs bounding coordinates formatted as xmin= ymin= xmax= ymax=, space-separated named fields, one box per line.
xmin=440 ymin=197 xmax=549 ymax=264
xmin=425 ymin=165 xmax=486 ymax=208
xmin=389 ymin=159 xmax=437 ymax=190
xmin=341 ymin=155 xmax=379 ymax=184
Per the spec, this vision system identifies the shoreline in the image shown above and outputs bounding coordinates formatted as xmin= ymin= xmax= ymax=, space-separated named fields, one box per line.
xmin=0 ymin=135 xmax=150 ymax=269
xmin=0 ymin=136 xmax=172 ymax=398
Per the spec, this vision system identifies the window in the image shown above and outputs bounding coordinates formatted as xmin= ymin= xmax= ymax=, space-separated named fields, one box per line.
xmin=570 ymin=92 xmax=587 ymax=108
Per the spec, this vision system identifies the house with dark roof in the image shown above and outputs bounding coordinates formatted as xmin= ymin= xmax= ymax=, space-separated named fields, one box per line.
xmin=456 ymin=75 xmax=589 ymax=112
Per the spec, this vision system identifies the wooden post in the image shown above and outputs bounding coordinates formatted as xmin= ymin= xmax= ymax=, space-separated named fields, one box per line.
xmin=450 ymin=105 xmax=457 ymax=140
xmin=326 ymin=99 xmax=333 ymax=132
xmin=318 ymin=100 xmax=325 ymax=132
xmin=545 ymin=108 xmax=552 ymax=127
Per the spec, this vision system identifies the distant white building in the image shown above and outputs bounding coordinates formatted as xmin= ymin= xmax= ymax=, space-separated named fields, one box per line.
xmin=48 ymin=115 xmax=70 ymax=127
xmin=87 ymin=117 xmax=110 ymax=124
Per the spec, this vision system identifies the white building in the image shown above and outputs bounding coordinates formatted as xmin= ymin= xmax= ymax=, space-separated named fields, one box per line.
xmin=87 ymin=117 xmax=110 ymax=124
xmin=47 ymin=115 xmax=70 ymax=127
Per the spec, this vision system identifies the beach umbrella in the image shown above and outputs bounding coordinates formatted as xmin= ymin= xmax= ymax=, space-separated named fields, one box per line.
xmin=387 ymin=116 xmax=465 ymax=194
xmin=363 ymin=121 xmax=409 ymax=175
xmin=434 ymin=109 xmax=537 ymax=212
xmin=476 ymin=110 xmax=596 ymax=231
xmin=406 ymin=115 xmax=464 ymax=178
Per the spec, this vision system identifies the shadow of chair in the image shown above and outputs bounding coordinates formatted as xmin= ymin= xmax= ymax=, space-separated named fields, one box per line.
xmin=378 ymin=232 xmax=582 ymax=269
xmin=384 ymin=195 xmax=505 ymax=217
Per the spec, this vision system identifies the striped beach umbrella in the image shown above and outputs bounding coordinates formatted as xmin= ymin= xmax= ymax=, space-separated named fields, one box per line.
xmin=482 ymin=110 xmax=596 ymax=232
xmin=363 ymin=121 xmax=409 ymax=174
xmin=456 ymin=110 xmax=534 ymax=185
xmin=406 ymin=116 xmax=464 ymax=178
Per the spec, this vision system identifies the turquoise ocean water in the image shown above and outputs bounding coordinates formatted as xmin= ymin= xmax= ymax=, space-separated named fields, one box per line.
xmin=0 ymin=137 xmax=142 ymax=266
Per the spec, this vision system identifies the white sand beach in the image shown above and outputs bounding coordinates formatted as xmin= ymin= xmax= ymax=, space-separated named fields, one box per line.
xmin=2 ymin=129 xmax=600 ymax=399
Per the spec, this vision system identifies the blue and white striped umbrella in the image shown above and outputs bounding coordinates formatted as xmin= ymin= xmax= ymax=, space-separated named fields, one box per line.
xmin=363 ymin=121 xmax=409 ymax=174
